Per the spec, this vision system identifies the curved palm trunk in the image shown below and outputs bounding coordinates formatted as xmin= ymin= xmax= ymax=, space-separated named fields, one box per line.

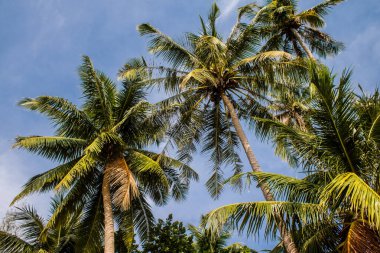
xmin=221 ymin=93 xmax=299 ymax=253
xmin=103 ymin=167 xmax=115 ymax=253
xmin=291 ymin=28 xmax=315 ymax=60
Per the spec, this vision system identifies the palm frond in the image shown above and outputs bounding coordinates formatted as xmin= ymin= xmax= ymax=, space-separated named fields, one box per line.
xmin=368 ymin=111 xmax=380 ymax=144
xmin=13 ymin=136 xmax=86 ymax=162
xmin=139 ymin=150 xmax=199 ymax=182
xmin=76 ymin=187 xmax=103 ymax=253
xmin=180 ymin=68 xmax=218 ymax=89
xmin=132 ymin=192 xmax=155 ymax=241
xmin=320 ymin=172 xmax=380 ymax=230
xmin=112 ymin=101 xmax=150 ymax=132
xmin=0 ymin=231 xmax=34 ymax=253
xmin=109 ymin=156 xmax=139 ymax=211
xmin=229 ymin=172 xmax=319 ymax=203
xmin=80 ymin=56 xmax=116 ymax=128
xmin=137 ymin=23 xmax=199 ymax=68
xmin=233 ymin=51 xmax=293 ymax=69
xmin=202 ymin=102 xmax=229 ymax=198
xmin=205 ymin=201 xmax=324 ymax=240
xmin=298 ymin=0 xmax=345 ymax=25
xmin=11 ymin=159 xmax=80 ymax=205
xmin=18 ymin=96 xmax=96 ymax=138
xmin=45 ymin=169 xmax=101 ymax=235
xmin=9 ymin=206 xmax=45 ymax=245
xmin=302 ymin=27 xmax=344 ymax=57
xmin=299 ymin=222 xmax=340 ymax=253
xmin=310 ymin=66 xmax=359 ymax=173
xmin=115 ymin=79 xmax=147 ymax=122
xmin=54 ymin=154 xmax=97 ymax=190
xmin=208 ymin=3 xmax=220 ymax=37
xmin=339 ymin=220 xmax=380 ymax=253
xmin=114 ymin=191 xmax=155 ymax=242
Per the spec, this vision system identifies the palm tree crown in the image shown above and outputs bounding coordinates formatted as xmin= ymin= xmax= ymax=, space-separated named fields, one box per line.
xmin=0 ymin=196 xmax=80 ymax=253
xmin=120 ymin=4 xmax=306 ymax=253
xmin=12 ymin=56 xmax=198 ymax=253
xmin=243 ymin=0 xmax=345 ymax=59
xmin=121 ymin=3 xmax=304 ymax=197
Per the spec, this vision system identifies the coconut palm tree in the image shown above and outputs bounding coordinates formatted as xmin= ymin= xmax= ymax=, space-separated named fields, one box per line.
xmin=188 ymin=223 xmax=230 ymax=253
xmin=241 ymin=0 xmax=345 ymax=59
xmin=11 ymin=56 xmax=198 ymax=253
xmin=189 ymin=221 xmax=257 ymax=253
xmin=0 ymin=196 xmax=80 ymax=253
xmin=120 ymin=4 xmax=306 ymax=253
xmin=205 ymin=65 xmax=380 ymax=252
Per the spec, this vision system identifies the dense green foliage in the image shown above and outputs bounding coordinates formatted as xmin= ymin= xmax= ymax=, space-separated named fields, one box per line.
xmin=115 ymin=232 xmax=140 ymax=253
xmin=142 ymin=215 xmax=194 ymax=253
xmin=141 ymin=215 xmax=257 ymax=253
xmin=189 ymin=222 xmax=257 ymax=253
xmin=189 ymin=223 xmax=230 ymax=252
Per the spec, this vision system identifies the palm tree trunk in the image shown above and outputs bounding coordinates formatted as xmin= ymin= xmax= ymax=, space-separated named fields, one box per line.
xmin=103 ymin=167 xmax=115 ymax=253
xmin=221 ymin=93 xmax=299 ymax=253
xmin=291 ymin=28 xmax=315 ymax=60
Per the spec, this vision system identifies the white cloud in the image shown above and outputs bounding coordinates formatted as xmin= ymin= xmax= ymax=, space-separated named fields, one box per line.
xmin=219 ymin=0 xmax=241 ymax=20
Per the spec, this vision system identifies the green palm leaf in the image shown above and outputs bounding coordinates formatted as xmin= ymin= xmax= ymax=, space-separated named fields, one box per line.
xmin=137 ymin=23 xmax=199 ymax=68
xmin=14 ymin=136 xmax=86 ymax=162
xmin=11 ymin=159 xmax=80 ymax=205
xmin=205 ymin=201 xmax=324 ymax=239
xmin=80 ymin=56 xmax=116 ymax=128
xmin=320 ymin=172 xmax=380 ymax=230
xmin=0 ymin=231 xmax=35 ymax=253
xmin=19 ymin=96 xmax=97 ymax=138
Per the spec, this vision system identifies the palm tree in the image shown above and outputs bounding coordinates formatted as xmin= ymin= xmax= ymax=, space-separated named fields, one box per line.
xmin=12 ymin=56 xmax=198 ymax=253
xmin=188 ymin=223 xmax=230 ymax=252
xmin=205 ymin=65 xmax=380 ymax=252
xmin=120 ymin=4 xmax=306 ymax=253
xmin=0 ymin=196 xmax=80 ymax=253
xmin=189 ymin=221 xmax=257 ymax=253
xmin=241 ymin=0 xmax=345 ymax=59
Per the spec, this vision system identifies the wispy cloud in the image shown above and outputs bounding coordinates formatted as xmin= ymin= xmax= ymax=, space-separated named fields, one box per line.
xmin=219 ymin=0 xmax=241 ymax=20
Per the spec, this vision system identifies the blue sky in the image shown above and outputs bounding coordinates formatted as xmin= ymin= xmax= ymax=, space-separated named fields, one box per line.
xmin=0 ymin=0 xmax=379 ymax=250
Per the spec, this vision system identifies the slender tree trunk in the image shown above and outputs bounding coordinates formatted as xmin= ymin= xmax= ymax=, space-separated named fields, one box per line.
xmin=291 ymin=28 xmax=315 ymax=60
xmin=103 ymin=167 xmax=115 ymax=253
xmin=221 ymin=93 xmax=299 ymax=253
